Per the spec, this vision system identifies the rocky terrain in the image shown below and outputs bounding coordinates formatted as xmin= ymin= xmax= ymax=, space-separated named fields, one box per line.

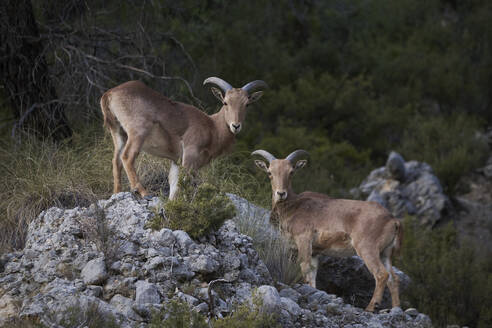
xmin=0 ymin=192 xmax=432 ymax=327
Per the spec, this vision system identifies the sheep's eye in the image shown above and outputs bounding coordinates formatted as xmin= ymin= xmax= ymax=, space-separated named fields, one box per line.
xmin=267 ymin=172 xmax=272 ymax=178
xmin=289 ymin=171 xmax=294 ymax=176
xmin=223 ymin=102 xmax=228 ymax=106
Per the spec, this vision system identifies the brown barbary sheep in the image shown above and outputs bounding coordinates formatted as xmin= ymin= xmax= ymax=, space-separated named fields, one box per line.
xmin=252 ymin=149 xmax=403 ymax=312
xmin=100 ymin=77 xmax=267 ymax=199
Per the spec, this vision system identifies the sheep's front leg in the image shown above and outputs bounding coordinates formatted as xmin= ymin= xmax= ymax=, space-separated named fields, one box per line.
xmin=168 ymin=161 xmax=180 ymax=200
xmin=296 ymin=233 xmax=317 ymax=288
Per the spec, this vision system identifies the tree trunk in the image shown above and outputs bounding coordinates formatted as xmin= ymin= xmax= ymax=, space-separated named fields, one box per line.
xmin=0 ymin=0 xmax=72 ymax=141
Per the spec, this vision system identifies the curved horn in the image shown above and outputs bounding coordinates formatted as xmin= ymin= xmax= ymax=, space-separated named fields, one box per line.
xmin=285 ymin=149 xmax=309 ymax=164
xmin=251 ymin=150 xmax=277 ymax=163
xmin=203 ymin=77 xmax=233 ymax=93
xmin=241 ymin=80 xmax=268 ymax=94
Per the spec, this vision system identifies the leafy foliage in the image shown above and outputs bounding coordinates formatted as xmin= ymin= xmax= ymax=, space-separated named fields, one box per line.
xmin=149 ymin=299 xmax=208 ymax=328
xmin=157 ymin=170 xmax=236 ymax=239
xmin=212 ymin=297 xmax=280 ymax=328
xmin=397 ymin=216 xmax=492 ymax=328
xmin=149 ymin=298 xmax=279 ymax=328
xmin=398 ymin=114 xmax=487 ymax=193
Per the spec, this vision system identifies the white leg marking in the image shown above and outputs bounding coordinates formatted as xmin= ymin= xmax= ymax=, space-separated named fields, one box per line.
xmin=308 ymin=256 xmax=319 ymax=287
xmin=115 ymin=131 xmax=126 ymax=157
xmin=383 ymin=257 xmax=393 ymax=282
xmin=168 ymin=161 xmax=180 ymax=200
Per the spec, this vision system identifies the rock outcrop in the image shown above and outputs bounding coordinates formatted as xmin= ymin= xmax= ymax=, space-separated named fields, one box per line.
xmin=0 ymin=192 xmax=432 ymax=327
xmin=353 ymin=151 xmax=452 ymax=226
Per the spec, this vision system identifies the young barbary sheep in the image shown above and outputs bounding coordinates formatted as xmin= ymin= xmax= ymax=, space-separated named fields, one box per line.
xmin=252 ymin=149 xmax=403 ymax=312
xmin=100 ymin=77 xmax=267 ymax=199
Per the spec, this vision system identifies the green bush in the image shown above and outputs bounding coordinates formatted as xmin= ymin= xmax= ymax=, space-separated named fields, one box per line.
xmin=398 ymin=113 xmax=487 ymax=194
xmin=397 ymin=216 xmax=492 ymax=328
xmin=155 ymin=171 xmax=235 ymax=239
xmin=150 ymin=298 xmax=279 ymax=328
xmin=149 ymin=299 xmax=208 ymax=328
xmin=212 ymin=297 xmax=280 ymax=328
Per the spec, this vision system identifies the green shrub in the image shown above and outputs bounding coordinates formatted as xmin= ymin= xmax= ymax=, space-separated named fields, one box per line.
xmin=397 ymin=216 xmax=492 ymax=328
xmin=156 ymin=170 xmax=235 ymax=239
xmin=1 ymin=318 xmax=46 ymax=328
xmin=149 ymin=299 xmax=208 ymax=328
xmin=212 ymin=297 xmax=280 ymax=328
xmin=149 ymin=298 xmax=279 ymax=328
xmin=398 ymin=113 xmax=487 ymax=194
xmin=200 ymin=151 xmax=271 ymax=208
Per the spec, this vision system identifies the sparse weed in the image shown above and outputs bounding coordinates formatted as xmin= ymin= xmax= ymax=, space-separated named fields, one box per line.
xmin=78 ymin=205 xmax=122 ymax=267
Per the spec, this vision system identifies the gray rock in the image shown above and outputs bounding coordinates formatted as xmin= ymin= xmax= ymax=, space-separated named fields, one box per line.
xmin=135 ymin=280 xmax=160 ymax=305
xmin=279 ymin=287 xmax=302 ymax=303
xmin=110 ymin=294 xmax=142 ymax=321
xmin=404 ymin=307 xmax=419 ymax=317
xmin=85 ymin=285 xmax=103 ymax=298
xmin=177 ymin=291 xmax=199 ymax=306
xmin=483 ymin=164 xmax=492 ymax=178
xmin=152 ymin=228 xmax=175 ymax=247
xmin=317 ymin=256 xmax=409 ymax=310
xmin=390 ymin=306 xmax=404 ymax=318
xmin=307 ymin=290 xmax=335 ymax=305
xmin=296 ymin=284 xmax=318 ymax=296
xmin=187 ymin=255 xmax=219 ymax=274
xmin=415 ymin=313 xmax=433 ymax=327
xmin=194 ymin=302 xmax=209 ymax=314
xmin=118 ymin=241 xmax=138 ymax=257
xmin=173 ymin=230 xmax=193 ymax=248
xmin=81 ymin=257 xmax=107 ymax=285
xmin=386 ymin=151 xmax=406 ymax=181
xmin=257 ymin=285 xmax=281 ymax=312
xmin=358 ymin=153 xmax=451 ymax=226
xmin=280 ymin=297 xmax=302 ymax=317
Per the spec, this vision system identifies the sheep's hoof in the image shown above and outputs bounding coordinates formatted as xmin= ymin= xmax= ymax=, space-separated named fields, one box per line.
xmin=365 ymin=302 xmax=380 ymax=313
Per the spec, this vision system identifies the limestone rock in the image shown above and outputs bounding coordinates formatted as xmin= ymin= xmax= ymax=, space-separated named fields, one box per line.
xmin=257 ymin=285 xmax=281 ymax=312
xmin=81 ymin=257 xmax=107 ymax=285
xmin=135 ymin=280 xmax=160 ymax=305
xmin=357 ymin=151 xmax=451 ymax=226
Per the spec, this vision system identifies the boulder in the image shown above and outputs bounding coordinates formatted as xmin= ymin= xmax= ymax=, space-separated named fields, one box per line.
xmin=357 ymin=151 xmax=451 ymax=226
xmin=81 ymin=257 xmax=107 ymax=285
xmin=256 ymin=285 xmax=281 ymax=312
xmin=316 ymin=256 xmax=410 ymax=310
xmin=135 ymin=280 xmax=160 ymax=305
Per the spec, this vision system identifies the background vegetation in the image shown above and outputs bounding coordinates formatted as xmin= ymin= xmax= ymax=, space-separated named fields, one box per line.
xmin=1 ymin=0 xmax=491 ymax=327
xmin=397 ymin=217 xmax=492 ymax=328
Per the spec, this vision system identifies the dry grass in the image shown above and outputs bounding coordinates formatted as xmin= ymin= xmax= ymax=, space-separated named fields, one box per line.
xmin=0 ymin=126 xmax=170 ymax=254
xmin=232 ymin=199 xmax=302 ymax=285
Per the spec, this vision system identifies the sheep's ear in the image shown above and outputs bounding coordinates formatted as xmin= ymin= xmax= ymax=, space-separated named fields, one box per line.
xmin=254 ymin=160 xmax=269 ymax=172
xmin=247 ymin=91 xmax=263 ymax=104
xmin=211 ymin=87 xmax=224 ymax=102
xmin=294 ymin=160 xmax=307 ymax=171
